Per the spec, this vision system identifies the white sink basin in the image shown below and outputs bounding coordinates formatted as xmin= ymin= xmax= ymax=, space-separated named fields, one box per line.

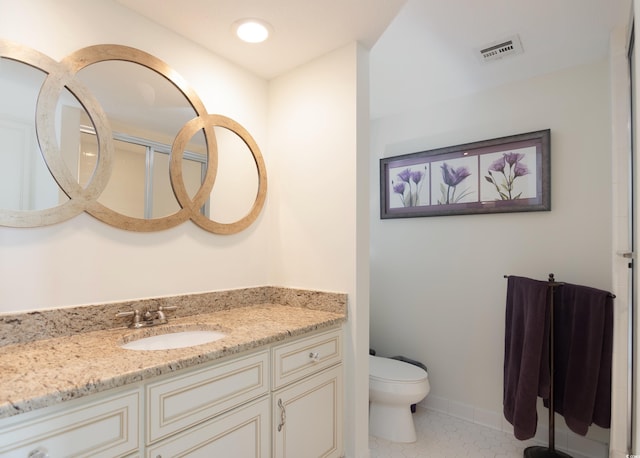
xmin=120 ymin=330 xmax=226 ymax=351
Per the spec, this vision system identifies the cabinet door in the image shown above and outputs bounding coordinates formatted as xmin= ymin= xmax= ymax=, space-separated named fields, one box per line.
xmin=0 ymin=388 xmax=140 ymax=458
xmin=146 ymin=396 xmax=270 ymax=458
xmin=146 ymin=350 xmax=269 ymax=444
xmin=273 ymin=364 xmax=343 ymax=458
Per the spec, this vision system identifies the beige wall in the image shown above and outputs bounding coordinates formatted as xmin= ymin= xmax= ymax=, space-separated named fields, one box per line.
xmin=0 ymin=1 xmax=368 ymax=456
xmin=268 ymin=42 xmax=370 ymax=456
xmin=0 ymin=0 xmax=272 ymax=311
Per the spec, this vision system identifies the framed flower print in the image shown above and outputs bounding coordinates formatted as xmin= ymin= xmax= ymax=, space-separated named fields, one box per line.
xmin=380 ymin=129 xmax=550 ymax=218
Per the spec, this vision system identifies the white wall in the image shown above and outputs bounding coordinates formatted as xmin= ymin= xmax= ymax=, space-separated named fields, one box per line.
xmin=268 ymin=43 xmax=370 ymax=457
xmin=370 ymin=58 xmax=613 ymax=447
xmin=0 ymin=0 xmax=272 ymax=311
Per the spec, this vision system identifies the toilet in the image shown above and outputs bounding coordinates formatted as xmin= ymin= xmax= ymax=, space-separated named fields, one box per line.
xmin=369 ymin=354 xmax=430 ymax=443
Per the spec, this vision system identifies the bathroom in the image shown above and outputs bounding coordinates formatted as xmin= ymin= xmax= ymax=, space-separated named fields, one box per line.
xmin=370 ymin=1 xmax=633 ymax=457
xmin=0 ymin=0 xmax=635 ymax=457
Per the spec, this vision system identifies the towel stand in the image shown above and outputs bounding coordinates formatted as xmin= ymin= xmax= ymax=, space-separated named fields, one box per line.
xmin=504 ymin=273 xmax=570 ymax=457
xmin=504 ymin=273 xmax=615 ymax=457
xmin=524 ymin=274 xmax=571 ymax=458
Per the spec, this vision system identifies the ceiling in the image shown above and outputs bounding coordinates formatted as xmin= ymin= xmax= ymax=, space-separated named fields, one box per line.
xmin=116 ymin=0 xmax=632 ymax=120
xmin=115 ymin=0 xmax=406 ymax=79
xmin=369 ymin=0 xmax=632 ymax=118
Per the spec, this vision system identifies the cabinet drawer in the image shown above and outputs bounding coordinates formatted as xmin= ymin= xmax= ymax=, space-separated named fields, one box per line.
xmin=0 ymin=388 xmax=140 ymax=458
xmin=272 ymin=328 xmax=341 ymax=389
xmin=146 ymin=396 xmax=270 ymax=458
xmin=147 ymin=350 xmax=269 ymax=444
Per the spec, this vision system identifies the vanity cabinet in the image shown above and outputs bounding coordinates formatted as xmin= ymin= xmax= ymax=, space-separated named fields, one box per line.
xmin=0 ymin=388 xmax=141 ymax=457
xmin=0 ymin=327 xmax=343 ymax=458
xmin=271 ymin=328 xmax=343 ymax=458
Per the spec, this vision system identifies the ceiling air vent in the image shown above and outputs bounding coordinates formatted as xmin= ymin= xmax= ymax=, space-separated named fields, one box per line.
xmin=477 ymin=35 xmax=524 ymax=63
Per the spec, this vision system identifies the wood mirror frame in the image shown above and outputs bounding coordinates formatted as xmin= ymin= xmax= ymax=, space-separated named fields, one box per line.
xmin=0 ymin=40 xmax=267 ymax=234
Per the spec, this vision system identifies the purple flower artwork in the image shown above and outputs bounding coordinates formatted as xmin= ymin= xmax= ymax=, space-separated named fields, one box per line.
xmin=484 ymin=149 xmax=532 ymax=200
xmin=437 ymin=161 xmax=474 ymax=205
xmin=381 ymin=130 xmax=549 ymax=218
xmin=390 ymin=164 xmax=428 ymax=208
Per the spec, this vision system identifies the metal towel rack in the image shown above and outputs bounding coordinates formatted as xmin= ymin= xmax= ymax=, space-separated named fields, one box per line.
xmin=503 ymin=273 xmax=614 ymax=458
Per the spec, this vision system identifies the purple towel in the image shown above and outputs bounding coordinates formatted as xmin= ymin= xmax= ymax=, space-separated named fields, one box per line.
xmin=503 ymin=276 xmax=551 ymax=440
xmin=549 ymin=283 xmax=613 ymax=435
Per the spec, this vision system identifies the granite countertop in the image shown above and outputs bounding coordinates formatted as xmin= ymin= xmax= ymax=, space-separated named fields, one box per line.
xmin=0 ymin=302 xmax=346 ymax=419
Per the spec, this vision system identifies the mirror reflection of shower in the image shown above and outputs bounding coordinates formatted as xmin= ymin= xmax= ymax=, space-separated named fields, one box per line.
xmin=79 ymin=124 xmax=206 ymax=220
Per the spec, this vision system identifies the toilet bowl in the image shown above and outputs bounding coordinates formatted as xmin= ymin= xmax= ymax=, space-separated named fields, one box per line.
xmin=369 ymin=354 xmax=430 ymax=443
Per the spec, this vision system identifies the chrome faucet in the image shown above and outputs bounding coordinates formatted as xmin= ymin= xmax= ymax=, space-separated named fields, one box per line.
xmin=116 ymin=305 xmax=178 ymax=329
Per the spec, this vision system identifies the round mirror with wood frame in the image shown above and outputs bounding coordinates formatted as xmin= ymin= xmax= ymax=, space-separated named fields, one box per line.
xmin=0 ymin=40 xmax=267 ymax=234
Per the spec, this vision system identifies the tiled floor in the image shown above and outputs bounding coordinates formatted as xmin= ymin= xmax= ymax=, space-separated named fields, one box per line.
xmin=368 ymin=407 xmax=589 ymax=458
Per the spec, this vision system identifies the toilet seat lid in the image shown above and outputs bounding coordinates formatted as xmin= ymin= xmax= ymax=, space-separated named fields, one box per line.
xmin=369 ymin=355 xmax=428 ymax=382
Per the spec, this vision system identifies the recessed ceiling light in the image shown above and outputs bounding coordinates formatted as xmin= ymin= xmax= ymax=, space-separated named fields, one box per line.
xmin=233 ymin=19 xmax=272 ymax=43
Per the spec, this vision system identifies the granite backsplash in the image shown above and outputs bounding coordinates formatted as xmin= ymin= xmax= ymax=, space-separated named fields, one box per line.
xmin=0 ymin=287 xmax=347 ymax=347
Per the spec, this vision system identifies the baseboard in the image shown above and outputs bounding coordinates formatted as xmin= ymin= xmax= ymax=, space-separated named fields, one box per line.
xmin=608 ymin=449 xmax=629 ymax=458
xmin=419 ymin=395 xmax=609 ymax=458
